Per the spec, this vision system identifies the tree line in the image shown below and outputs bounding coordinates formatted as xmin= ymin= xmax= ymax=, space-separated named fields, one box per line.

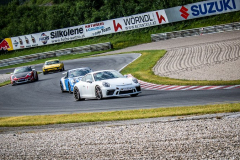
xmin=0 ymin=0 xmax=202 ymax=39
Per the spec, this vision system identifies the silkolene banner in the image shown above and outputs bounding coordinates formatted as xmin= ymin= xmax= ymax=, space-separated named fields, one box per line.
xmin=9 ymin=0 xmax=240 ymax=50
xmin=11 ymin=25 xmax=85 ymax=50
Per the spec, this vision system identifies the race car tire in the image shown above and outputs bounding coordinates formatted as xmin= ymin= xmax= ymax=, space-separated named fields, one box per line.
xmin=68 ymin=83 xmax=72 ymax=94
xmin=95 ymin=86 xmax=103 ymax=100
xmin=35 ymin=73 xmax=38 ymax=81
xmin=60 ymin=82 xmax=64 ymax=93
xmin=73 ymin=87 xmax=83 ymax=101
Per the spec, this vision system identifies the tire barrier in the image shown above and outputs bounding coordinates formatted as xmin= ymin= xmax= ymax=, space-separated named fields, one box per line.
xmin=0 ymin=42 xmax=112 ymax=68
xmin=151 ymin=22 xmax=240 ymax=42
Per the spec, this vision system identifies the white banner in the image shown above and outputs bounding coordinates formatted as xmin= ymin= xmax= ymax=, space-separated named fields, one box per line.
xmin=11 ymin=25 xmax=85 ymax=50
xmin=111 ymin=10 xmax=168 ymax=33
xmin=85 ymin=21 xmax=114 ymax=37
xmin=165 ymin=0 xmax=240 ymax=22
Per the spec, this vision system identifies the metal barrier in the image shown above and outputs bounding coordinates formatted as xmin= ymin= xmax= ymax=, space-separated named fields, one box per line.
xmin=0 ymin=42 xmax=112 ymax=67
xmin=151 ymin=22 xmax=240 ymax=42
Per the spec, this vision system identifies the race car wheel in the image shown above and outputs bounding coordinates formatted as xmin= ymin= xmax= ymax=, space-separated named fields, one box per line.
xmin=35 ymin=73 xmax=38 ymax=81
xmin=95 ymin=86 xmax=102 ymax=100
xmin=60 ymin=82 xmax=64 ymax=93
xmin=73 ymin=87 xmax=82 ymax=101
xmin=68 ymin=83 xmax=72 ymax=94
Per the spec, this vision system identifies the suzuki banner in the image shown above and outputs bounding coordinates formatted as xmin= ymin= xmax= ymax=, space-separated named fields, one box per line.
xmin=5 ymin=0 xmax=240 ymax=51
xmin=165 ymin=0 xmax=240 ymax=22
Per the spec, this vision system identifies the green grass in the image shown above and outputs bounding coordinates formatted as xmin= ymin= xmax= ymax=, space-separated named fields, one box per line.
xmin=0 ymin=80 xmax=11 ymax=87
xmin=0 ymin=103 xmax=239 ymax=127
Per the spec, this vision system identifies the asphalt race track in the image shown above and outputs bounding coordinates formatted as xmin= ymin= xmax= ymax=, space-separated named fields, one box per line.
xmin=0 ymin=35 xmax=240 ymax=117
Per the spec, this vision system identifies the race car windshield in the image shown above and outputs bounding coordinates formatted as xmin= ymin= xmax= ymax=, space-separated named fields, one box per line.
xmin=45 ymin=60 xmax=59 ymax=65
xmin=14 ymin=67 xmax=32 ymax=74
xmin=69 ymin=69 xmax=90 ymax=78
xmin=93 ymin=71 xmax=124 ymax=81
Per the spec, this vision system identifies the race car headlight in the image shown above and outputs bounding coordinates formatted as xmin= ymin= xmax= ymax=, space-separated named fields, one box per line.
xmin=27 ymin=72 xmax=32 ymax=76
xmin=132 ymin=78 xmax=138 ymax=84
xmin=102 ymin=82 xmax=110 ymax=87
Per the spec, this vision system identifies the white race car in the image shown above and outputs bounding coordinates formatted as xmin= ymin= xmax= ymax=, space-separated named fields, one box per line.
xmin=73 ymin=70 xmax=141 ymax=101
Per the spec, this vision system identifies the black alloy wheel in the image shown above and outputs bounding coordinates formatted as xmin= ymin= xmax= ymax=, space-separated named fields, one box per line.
xmin=74 ymin=87 xmax=82 ymax=101
xmin=95 ymin=86 xmax=103 ymax=100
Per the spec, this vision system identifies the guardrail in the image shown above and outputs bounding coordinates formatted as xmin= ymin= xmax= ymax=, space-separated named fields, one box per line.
xmin=0 ymin=42 xmax=112 ymax=68
xmin=151 ymin=22 xmax=240 ymax=42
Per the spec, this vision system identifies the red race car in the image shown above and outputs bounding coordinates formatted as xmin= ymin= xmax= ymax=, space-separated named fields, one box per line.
xmin=10 ymin=66 xmax=38 ymax=86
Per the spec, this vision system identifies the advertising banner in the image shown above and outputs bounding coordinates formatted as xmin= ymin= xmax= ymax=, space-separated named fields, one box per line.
xmin=112 ymin=10 xmax=168 ymax=33
xmin=11 ymin=25 xmax=85 ymax=50
xmin=85 ymin=9 xmax=168 ymax=37
xmin=165 ymin=0 xmax=240 ymax=22
xmin=85 ymin=21 xmax=114 ymax=37
xmin=0 ymin=38 xmax=13 ymax=51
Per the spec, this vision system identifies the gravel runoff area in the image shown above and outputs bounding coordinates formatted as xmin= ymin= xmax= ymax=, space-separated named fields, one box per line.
xmin=0 ymin=31 xmax=240 ymax=159
xmin=0 ymin=113 xmax=240 ymax=159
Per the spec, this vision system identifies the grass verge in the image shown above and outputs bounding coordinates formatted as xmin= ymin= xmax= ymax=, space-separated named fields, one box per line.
xmin=0 ymin=103 xmax=239 ymax=127
xmin=0 ymin=80 xmax=11 ymax=87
